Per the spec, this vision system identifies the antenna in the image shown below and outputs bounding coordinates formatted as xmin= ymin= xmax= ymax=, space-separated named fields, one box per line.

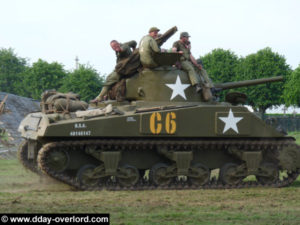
xmin=75 ymin=56 xmax=79 ymax=69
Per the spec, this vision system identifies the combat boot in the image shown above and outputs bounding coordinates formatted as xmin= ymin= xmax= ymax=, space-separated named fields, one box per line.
xmin=202 ymin=87 xmax=213 ymax=102
xmin=90 ymin=86 xmax=109 ymax=103
xmin=90 ymin=96 xmax=104 ymax=103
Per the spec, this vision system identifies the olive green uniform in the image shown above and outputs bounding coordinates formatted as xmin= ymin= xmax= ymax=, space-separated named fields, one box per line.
xmin=139 ymin=35 xmax=160 ymax=68
xmin=196 ymin=67 xmax=213 ymax=88
xmin=116 ymin=41 xmax=137 ymax=63
xmin=96 ymin=41 xmax=137 ymax=100
xmin=105 ymin=40 xmax=137 ymax=86
xmin=172 ymin=40 xmax=201 ymax=86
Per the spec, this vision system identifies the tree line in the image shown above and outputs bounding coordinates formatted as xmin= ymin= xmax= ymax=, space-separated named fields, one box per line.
xmin=0 ymin=48 xmax=105 ymax=102
xmin=0 ymin=47 xmax=299 ymax=113
xmin=200 ymin=47 xmax=299 ymax=113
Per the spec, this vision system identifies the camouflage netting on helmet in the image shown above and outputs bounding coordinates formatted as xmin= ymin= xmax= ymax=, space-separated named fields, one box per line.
xmin=41 ymin=90 xmax=88 ymax=113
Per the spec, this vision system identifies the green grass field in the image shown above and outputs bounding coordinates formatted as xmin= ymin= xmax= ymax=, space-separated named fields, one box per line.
xmin=290 ymin=131 xmax=300 ymax=145
xmin=0 ymin=133 xmax=300 ymax=224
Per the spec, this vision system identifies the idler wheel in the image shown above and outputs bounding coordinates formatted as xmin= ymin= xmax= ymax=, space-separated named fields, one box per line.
xmin=256 ymin=163 xmax=279 ymax=184
xmin=149 ymin=163 xmax=173 ymax=186
xmin=117 ymin=165 xmax=140 ymax=187
xmin=220 ymin=163 xmax=244 ymax=185
xmin=45 ymin=149 xmax=70 ymax=173
xmin=77 ymin=164 xmax=107 ymax=188
xmin=188 ymin=163 xmax=210 ymax=186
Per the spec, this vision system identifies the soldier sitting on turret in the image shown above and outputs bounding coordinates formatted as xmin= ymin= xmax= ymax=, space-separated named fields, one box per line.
xmin=173 ymin=32 xmax=213 ymax=94
xmin=91 ymin=39 xmax=137 ymax=103
xmin=139 ymin=27 xmax=164 ymax=69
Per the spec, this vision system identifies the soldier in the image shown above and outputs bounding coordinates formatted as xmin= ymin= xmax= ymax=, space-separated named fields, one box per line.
xmin=196 ymin=59 xmax=213 ymax=87
xmin=91 ymin=40 xmax=137 ymax=103
xmin=172 ymin=32 xmax=212 ymax=93
xmin=139 ymin=27 xmax=162 ymax=68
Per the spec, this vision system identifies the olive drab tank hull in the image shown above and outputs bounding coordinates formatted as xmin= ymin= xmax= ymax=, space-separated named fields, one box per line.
xmin=18 ymin=66 xmax=300 ymax=190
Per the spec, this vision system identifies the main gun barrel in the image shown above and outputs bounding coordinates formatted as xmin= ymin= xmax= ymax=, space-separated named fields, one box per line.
xmin=214 ymin=76 xmax=283 ymax=90
xmin=155 ymin=26 xmax=178 ymax=47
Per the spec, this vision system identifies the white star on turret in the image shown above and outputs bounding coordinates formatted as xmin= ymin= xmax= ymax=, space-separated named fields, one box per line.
xmin=166 ymin=75 xmax=190 ymax=100
xmin=219 ymin=109 xmax=243 ymax=133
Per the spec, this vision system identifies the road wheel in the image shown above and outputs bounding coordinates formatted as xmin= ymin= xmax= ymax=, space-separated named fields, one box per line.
xmin=189 ymin=163 xmax=210 ymax=186
xmin=220 ymin=163 xmax=244 ymax=185
xmin=256 ymin=163 xmax=279 ymax=184
xmin=77 ymin=164 xmax=105 ymax=188
xmin=117 ymin=165 xmax=140 ymax=187
xmin=149 ymin=163 xmax=173 ymax=186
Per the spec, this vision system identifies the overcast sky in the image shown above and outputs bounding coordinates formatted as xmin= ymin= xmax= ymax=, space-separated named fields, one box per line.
xmin=1 ymin=0 xmax=299 ymax=76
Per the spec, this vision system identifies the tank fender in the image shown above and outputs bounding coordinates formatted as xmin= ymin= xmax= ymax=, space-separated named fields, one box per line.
xmin=18 ymin=112 xmax=49 ymax=140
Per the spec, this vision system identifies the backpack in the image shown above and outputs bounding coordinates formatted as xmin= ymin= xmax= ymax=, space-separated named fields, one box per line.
xmin=115 ymin=49 xmax=141 ymax=76
xmin=41 ymin=90 xmax=88 ymax=113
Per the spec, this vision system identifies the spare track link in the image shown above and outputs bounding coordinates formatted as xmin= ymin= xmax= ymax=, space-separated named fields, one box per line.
xmin=37 ymin=138 xmax=300 ymax=191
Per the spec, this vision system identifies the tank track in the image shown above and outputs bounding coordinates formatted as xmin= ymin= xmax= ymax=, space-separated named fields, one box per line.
xmin=37 ymin=138 xmax=300 ymax=190
xmin=18 ymin=140 xmax=41 ymax=175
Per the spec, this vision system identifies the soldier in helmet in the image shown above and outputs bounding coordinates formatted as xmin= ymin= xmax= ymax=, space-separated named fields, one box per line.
xmin=173 ymin=32 xmax=212 ymax=93
xmin=139 ymin=27 xmax=162 ymax=68
xmin=91 ymin=39 xmax=137 ymax=103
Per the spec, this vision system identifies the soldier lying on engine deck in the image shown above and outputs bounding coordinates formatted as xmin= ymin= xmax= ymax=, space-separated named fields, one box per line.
xmin=91 ymin=39 xmax=137 ymax=103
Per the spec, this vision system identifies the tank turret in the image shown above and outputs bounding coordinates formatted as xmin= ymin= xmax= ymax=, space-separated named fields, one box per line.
xmin=124 ymin=61 xmax=284 ymax=103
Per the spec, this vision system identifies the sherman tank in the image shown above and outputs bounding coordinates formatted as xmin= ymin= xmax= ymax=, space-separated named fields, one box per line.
xmin=17 ymin=28 xmax=300 ymax=190
xmin=18 ymin=64 xmax=300 ymax=190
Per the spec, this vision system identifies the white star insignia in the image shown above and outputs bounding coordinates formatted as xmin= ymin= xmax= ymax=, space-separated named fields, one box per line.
xmin=219 ymin=109 xmax=243 ymax=133
xmin=165 ymin=75 xmax=190 ymax=100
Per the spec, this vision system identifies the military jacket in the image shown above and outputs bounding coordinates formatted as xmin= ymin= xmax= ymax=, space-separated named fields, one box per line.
xmin=173 ymin=40 xmax=191 ymax=61
xmin=138 ymin=35 xmax=160 ymax=67
xmin=116 ymin=40 xmax=137 ymax=63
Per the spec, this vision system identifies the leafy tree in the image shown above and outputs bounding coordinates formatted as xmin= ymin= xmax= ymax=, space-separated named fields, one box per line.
xmin=200 ymin=48 xmax=240 ymax=83
xmin=284 ymin=65 xmax=300 ymax=106
xmin=60 ymin=64 xmax=105 ymax=102
xmin=199 ymin=48 xmax=240 ymax=100
xmin=235 ymin=47 xmax=291 ymax=114
xmin=0 ymin=48 xmax=27 ymax=94
xmin=22 ymin=59 xmax=67 ymax=99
